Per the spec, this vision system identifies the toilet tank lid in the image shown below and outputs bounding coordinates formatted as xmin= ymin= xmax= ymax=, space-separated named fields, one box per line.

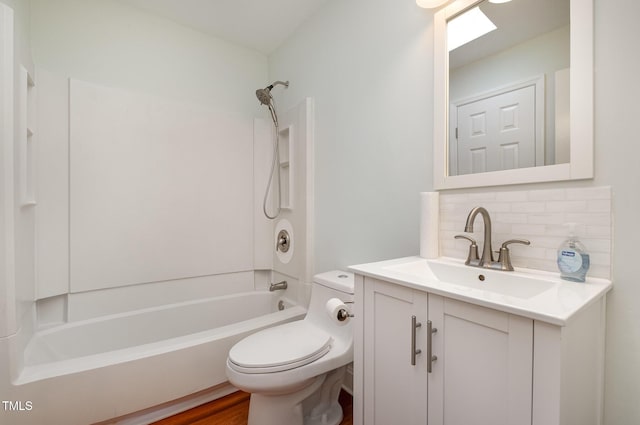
xmin=313 ymin=270 xmax=354 ymax=294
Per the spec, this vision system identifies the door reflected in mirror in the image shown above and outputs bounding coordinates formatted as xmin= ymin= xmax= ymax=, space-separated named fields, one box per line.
xmin=447 ymin=0 xmax=569 ymax=176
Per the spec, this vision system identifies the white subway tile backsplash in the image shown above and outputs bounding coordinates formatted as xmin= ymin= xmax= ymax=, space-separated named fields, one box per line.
xmin=468 ymin=192 xmax=497 ymax=201
xmin=527 ymin=213 xmax=565 ymax=225
xmin=440 ymin=202 xmax=460 ymax=213
xmin=528 ymin=189 xmax=567 ymax=201
xmin=491 ymin=222 xmax=513 ymax=234
xmin=496 ymin=191 xmax=529 ymax=202
xmin=545 ymin=200 xmax=587 ymax=212
xmin=590 ymin=253 xmax=611 ymax=267
xmin=511 ymin=224 xmax=548 ymax=236
xmin=566 ymin=187 xmax=611 ymax=200
xmin=438 ymin=186 xmax=612 ymax=279
xmin=587 ymin=199 xmax=611 ymax=213
xmin=545 ymin=248 xmax=559 ymax=261
xmin=566 ymin=213 xmax=611 ymax=226
xmin=586 ymin=225 xmax=611 ymax=238
xmin=512 ymin=202 xmax=546 ymax=213
xmin=513 ymin=245 xmax=546 ymax=259
xmin=495 ymin=213 xmax=528 ymax=224
xmin=481 ymin=202 xmax=512 ymax=213
xmin=441 ymin=194 xmax=470 ymax=204
xmin=585 ymin=238 xmax=611 ymax=253
xmin=526 ymin=236 xmax=565 ymax=249
xmin=589 ymin=265 xmax=611 ymax=279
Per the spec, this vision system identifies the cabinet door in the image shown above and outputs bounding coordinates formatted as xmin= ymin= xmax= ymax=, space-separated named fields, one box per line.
xmin=363 ymin=278 xmax=429 ymax=425
xmin=428 ymin=296 xmax=533 ymax=425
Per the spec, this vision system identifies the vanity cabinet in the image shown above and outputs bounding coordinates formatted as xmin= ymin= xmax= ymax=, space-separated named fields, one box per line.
xmin=428 ymin=294 xmax=533 ymax=425
xmin=353 ymin=274 xmax=607 ymax=425
xmin=360 ymin=278 xmax=429 ymax=425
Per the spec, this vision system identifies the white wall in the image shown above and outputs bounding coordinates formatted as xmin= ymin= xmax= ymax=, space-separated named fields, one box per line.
xmin=269 ymin=0 xmax=432 ymax=273
xmin=29 ymin=0 xmax=269 ymax=299
xmin=269 ymin=0 xmax=640 ymax=423
xmin=593 ymin=0 xmax=640 ymax=422
xmin=30 ymin=0 xmax=266 ymax=114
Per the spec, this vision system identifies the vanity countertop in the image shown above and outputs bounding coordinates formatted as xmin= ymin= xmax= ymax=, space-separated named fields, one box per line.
xmin=349 ymin=256 xmax=612 ymax=326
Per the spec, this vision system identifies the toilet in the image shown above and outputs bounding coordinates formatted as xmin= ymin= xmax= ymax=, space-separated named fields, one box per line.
xmin=226 ymin=270 xmax=354 ymax=425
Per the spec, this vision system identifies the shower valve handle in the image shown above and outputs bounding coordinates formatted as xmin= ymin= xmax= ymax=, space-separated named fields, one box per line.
xmin=276 ymin=230 xmax=290 ymax=253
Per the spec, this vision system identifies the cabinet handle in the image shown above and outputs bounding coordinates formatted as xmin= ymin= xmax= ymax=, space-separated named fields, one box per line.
xmin=427 ymin=320 xmax=438 ymax=373
xmin=411 ymin=315 xmax=422 ymax=366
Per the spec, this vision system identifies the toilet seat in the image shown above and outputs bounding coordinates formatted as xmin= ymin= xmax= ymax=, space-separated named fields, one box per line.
xmin=228 ymin=321 xmax=333 ymax=374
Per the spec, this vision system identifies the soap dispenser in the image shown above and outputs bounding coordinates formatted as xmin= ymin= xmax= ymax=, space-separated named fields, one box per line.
xmin=557 ymin=223 xmax=590 ymax=282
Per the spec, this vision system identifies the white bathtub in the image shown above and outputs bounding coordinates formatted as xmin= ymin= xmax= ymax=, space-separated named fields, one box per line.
xmin=6 ymin=291 xmax=305 ymax=425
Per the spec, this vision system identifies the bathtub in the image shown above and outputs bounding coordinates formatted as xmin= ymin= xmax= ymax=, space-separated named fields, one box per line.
xmin=5 ymin=290 xmax=305 ymax=425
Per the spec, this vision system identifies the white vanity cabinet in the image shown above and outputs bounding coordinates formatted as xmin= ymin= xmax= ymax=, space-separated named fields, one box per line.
xmin=360 ymin=278 xmax=429 ymax=425
xmin=428 ymin=294 xmax=533 ymax=425
xmin=353 ymin=272 xmax=608 ymax=425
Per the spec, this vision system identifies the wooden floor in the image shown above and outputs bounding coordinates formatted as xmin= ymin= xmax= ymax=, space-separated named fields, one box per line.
xmin=152 ymin=390 xmax=353 ymax=425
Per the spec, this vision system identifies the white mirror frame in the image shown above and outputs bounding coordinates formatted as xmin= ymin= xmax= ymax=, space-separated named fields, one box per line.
xmin=433 ymin=0 xmax=594 ymax=190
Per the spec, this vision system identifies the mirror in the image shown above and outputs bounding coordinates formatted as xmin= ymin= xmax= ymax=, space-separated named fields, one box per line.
xmin=433 ymin=0 xmax=593 ymax=190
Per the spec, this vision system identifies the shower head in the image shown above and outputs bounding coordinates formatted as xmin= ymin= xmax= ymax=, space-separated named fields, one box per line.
xmin=256 ymin=87 xmax=272 ymax=105
xmin=256 ymin=80 xmax=289 ymax=105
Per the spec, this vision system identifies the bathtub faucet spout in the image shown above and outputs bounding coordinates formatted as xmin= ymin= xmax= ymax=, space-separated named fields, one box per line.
xmin=269 ymin=280 xmax=288 ymax=292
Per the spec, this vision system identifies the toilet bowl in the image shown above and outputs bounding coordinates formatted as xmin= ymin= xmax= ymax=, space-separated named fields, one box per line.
xmin=226 ymin=271 xmax=354 ymax=425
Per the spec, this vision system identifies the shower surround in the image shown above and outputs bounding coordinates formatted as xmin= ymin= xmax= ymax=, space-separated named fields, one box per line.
xmin=2 ymin=66 xmax=314 ymax=425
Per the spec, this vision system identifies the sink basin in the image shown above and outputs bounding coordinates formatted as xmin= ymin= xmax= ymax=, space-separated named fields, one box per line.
xmin=384 ymin=259 xmax=555 ymax=299
xmin=351 ymin=255 xmax=612 ymax=325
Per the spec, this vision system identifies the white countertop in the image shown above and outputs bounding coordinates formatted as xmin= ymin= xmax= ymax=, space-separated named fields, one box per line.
xmin=348 ymin=256 xmax=612 ymax=326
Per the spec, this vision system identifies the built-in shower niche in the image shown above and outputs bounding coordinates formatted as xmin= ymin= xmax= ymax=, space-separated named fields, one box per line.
xmin=278 ymin=125 xmax=293 ymax=210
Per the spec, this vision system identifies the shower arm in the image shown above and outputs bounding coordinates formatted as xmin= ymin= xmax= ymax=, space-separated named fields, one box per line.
xmin=270 ymin=81 xmax=289 ymax=89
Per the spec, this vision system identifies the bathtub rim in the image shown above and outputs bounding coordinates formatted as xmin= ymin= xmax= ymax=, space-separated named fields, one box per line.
xmin=14 ymin=298 xmax=306 ymax=385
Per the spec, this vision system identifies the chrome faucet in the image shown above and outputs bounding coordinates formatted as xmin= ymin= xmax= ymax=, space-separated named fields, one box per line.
xmin=464 ymin=206 xmax=495 ymax=267
xmin=269 ymin=280 xmax=288 ymax=291
xmin=456 ymin=206 xmax=530 ymax=271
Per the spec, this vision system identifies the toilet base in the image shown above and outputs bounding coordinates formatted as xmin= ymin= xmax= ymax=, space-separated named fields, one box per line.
xmin=305 ymin=400 xmax=343 ymax=425
xmin=246 ymin=367 xmax=346 ymax=425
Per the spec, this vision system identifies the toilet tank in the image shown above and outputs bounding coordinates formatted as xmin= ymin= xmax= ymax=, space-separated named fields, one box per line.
xmin=306 ymin=271 xmax=355 ymax=334
xmin=313 ymin=270 xmax=354 ymax=295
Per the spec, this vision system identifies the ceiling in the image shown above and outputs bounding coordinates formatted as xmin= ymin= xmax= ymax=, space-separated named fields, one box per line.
xmin=117 ymin=0 xmax=331 ymax=54
xmin=116 ymin=0 xmax=568 ymax=61
xmin=450 ymin=0 xmax=570 ymax=69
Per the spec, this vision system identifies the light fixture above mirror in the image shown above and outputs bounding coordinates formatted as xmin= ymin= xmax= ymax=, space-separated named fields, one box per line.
xmin=433 ymin=0 xmax=594 ymax=190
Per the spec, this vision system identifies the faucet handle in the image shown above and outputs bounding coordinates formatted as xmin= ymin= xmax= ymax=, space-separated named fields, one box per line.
xmin=500 ymin=239 xmax=531 ymax=249
xmin=497 ymin=239 xmax=531 ymax=271
xmin=455 ymin=235 xmax=479 ymax=265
